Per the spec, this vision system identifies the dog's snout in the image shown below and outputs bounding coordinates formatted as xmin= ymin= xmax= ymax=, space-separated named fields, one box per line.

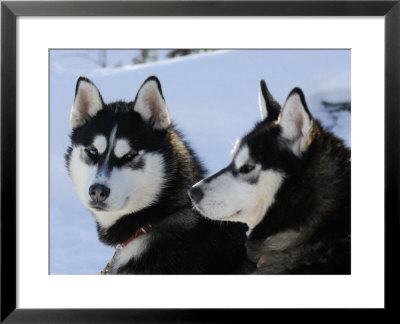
xmin=188 ymin=186 xmax=204 ymax=204
xmin=89 ymin=184 xmax=110 ymax=203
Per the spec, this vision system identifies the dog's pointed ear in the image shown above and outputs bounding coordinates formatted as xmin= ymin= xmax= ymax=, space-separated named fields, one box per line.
xmin=70 ymin=77 xmax=104 ymax=128
xmin=279 ymin=88 xmax=313 ymax=156
xmin=258 ymin=80 xmax=281 ymax=122
xmin=133 ymin=76 xmax=171 ymax=130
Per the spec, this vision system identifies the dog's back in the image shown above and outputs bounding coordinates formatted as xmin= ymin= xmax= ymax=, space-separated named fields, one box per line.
xmin=248 ymin=121 xmax=351 ymax=274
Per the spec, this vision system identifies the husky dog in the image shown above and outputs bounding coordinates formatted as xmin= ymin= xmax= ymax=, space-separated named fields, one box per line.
xmin=189 ymin=80 xmax=351 ymax=274
xmin=65 ymin=76 xmax=251 ymax=274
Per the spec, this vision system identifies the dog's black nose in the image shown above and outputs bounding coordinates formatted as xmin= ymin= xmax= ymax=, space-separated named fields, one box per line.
xmin=89 ymin=184 xmax=110 ymax=203
xmin=188 ymin=186 xmax=204 ymax=204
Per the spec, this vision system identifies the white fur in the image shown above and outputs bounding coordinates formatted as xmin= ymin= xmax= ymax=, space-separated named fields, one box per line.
xmin=234 ymin=145 xmax=251 ymax=169
xmin=93 ymin=135 xmax=107 ymax=154
xmin=134 ymin=80 xmax=171 ymax=130
xmin=112 ymin=234 xmax=151 ymax=271
xmin=192 ymin=168 xmax=284 ymax=231
xmin=70 ymin=80 xmax=103 ymax=128
xmin=280 ymin=93 xmax=313 ymax=156
xmin=105 ymin=125 xmax=117 ymax=162
xmin=230 ymin=138 xmax=241 ymax=158
xmin=69 ymin=146 xmax=98 ymax=205
xmin=114 ymin=139 xmax=131 ymax=158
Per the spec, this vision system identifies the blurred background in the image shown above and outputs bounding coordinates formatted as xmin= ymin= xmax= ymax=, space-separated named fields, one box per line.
xmin=50 ymin=49 xmax=350 ymax=274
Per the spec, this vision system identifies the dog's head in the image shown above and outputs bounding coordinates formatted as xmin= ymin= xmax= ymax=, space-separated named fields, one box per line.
xmin=66 ymin=76 xmax=171 ymax=228
xmin=189 ymin=80 xmax=315 ymax=230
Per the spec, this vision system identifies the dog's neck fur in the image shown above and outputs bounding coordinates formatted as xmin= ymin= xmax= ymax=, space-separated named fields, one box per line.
xmin=247 ymin=121 xmax=351 ymax=272
xmin=97 ymin=127 xmax=205 ymax=246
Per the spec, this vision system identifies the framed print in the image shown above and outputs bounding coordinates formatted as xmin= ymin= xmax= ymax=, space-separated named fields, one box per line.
xmin=1 ymin=0 xmax=399 ymax=322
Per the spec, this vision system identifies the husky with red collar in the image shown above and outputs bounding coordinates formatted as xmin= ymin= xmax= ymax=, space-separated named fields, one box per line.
xmin=189 ymin=80 xmax=351 ymax=274
xmin=65 ymin=76 xmax=252 ymax=274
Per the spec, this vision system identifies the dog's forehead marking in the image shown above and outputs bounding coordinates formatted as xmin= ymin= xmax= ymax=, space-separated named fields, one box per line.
xmin=106 ymin=125 xmax=118 ymax=158
xmin=97 ymin=125 xmax=118 ymax=178
xmin=234 ymin=145 xmax=250 ymax=169
xmin=92 ymin=135 xmax=107 ymax=154
xmin=114 ymin=139 xmax=131 ymax=158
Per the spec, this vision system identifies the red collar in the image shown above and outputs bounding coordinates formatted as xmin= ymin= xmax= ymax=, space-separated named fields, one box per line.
xmin=120 ymin=225 xmax=153 ymax=248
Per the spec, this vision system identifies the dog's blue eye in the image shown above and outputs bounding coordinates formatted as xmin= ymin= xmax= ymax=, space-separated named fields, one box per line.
xmin=85 ymin=147 xmax=98 ymax=158
xmin=122 ymin=151 xmax=138 ymax=162
xmin=239 ymin=164 xmax=255 ymax=174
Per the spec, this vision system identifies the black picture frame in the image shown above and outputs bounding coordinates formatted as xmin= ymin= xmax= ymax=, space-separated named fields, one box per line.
xmin=1 ymin=0 xmax=399 ymax=322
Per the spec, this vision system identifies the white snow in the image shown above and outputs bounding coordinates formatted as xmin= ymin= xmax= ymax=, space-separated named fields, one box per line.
xmin=50 ymin=49 xmax=350 ymax=274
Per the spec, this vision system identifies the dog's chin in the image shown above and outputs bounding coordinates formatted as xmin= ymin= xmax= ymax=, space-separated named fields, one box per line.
xmin=87 ymin=196 xmax=132 ymax=213
xmin=88 ymin=201 xmax=120 ymax=214
xmin=193 ymin=204 xmax=242 ymax=222
xmin=88 ymin=204 xmax=108 ymax=213
xmin=220 ymin=209 xmax=243 ymax=221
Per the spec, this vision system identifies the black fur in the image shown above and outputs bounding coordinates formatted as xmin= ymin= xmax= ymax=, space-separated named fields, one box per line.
xmin=260 ymin=79 xmax=281 ymax=122
xmin=66 ymin=76 xmax=253 ymax=274
xmin=244 ymin=89 xmax=351 ymax=274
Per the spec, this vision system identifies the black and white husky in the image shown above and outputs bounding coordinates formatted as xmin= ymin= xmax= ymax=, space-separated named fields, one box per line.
xmin=189 ymin=80 xmax=351 ymax=274
xmin=65 ymin=76 xmax=251 ymax=274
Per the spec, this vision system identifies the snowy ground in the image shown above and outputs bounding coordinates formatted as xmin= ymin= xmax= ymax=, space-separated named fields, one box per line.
xmin=49 ymin=49 xmax=350 ymax=274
